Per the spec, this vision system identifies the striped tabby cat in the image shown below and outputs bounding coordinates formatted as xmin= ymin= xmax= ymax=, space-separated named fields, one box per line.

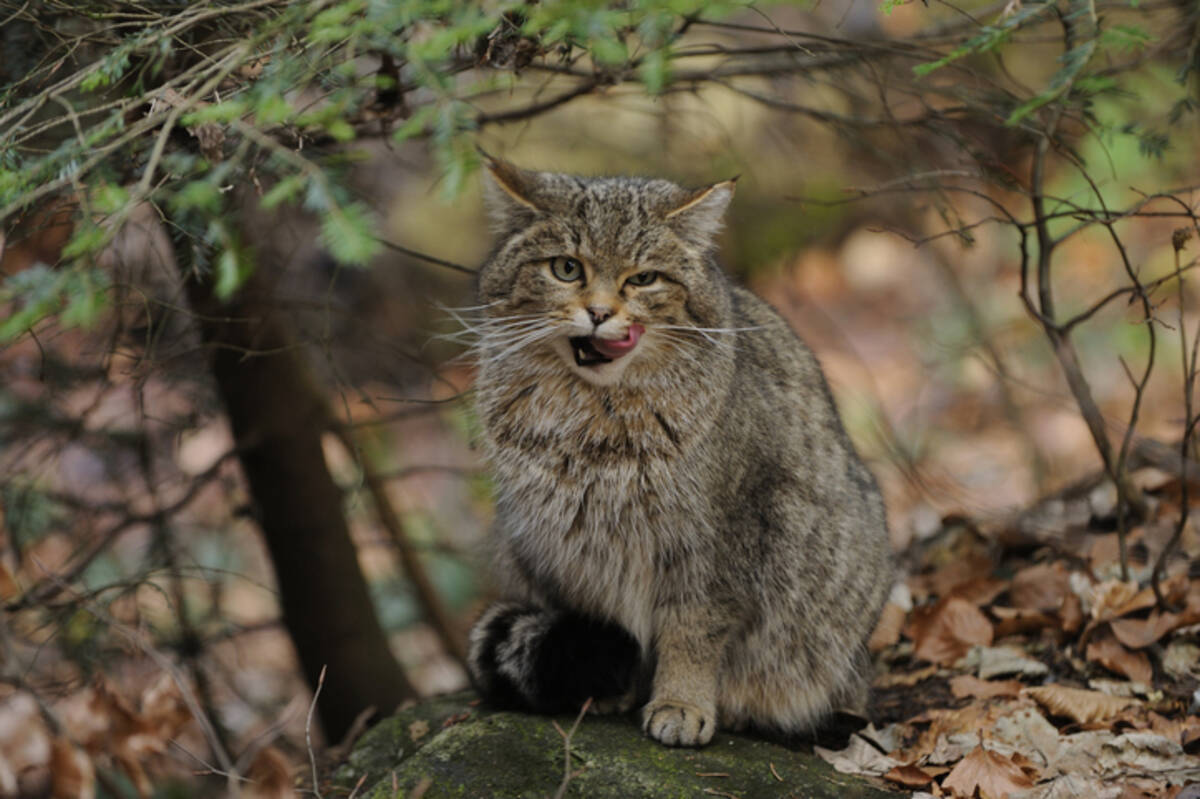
xmin=464 ymin=157 xmax=893 ymax=747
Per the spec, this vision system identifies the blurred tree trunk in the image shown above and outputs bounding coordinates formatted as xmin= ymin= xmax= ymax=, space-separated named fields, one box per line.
xmin=180 ymin=238 xmax=414 ymax=741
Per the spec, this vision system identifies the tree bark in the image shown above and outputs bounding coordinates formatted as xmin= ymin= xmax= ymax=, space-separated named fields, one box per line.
xmin=183 ymin=252 xmax=414 ymax=742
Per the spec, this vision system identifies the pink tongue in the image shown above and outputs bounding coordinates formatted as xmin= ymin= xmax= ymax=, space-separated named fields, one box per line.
xmin=590 ymin=324 xmax=644 ymax=359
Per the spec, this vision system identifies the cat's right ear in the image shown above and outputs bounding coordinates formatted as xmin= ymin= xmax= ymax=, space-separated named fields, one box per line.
xmin=481 ymin=153 xmax=547 ymax=228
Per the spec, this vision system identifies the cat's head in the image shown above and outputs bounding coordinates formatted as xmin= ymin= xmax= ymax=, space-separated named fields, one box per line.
xmin=474 ymin=157 xmax=735 ymax=387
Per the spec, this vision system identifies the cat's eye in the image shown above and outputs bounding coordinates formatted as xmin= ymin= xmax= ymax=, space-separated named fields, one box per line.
xmin=549 ymin=256 xmax=584 ymax=282
xmin=625 ymin=270 xmax=658 ymax=287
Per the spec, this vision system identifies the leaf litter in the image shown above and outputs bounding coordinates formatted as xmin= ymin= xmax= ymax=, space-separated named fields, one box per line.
xmin=822 ymin=470 xmax=1200 ymax=797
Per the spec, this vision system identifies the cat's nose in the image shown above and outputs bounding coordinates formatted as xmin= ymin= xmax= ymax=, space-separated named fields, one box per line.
xmin=587 ymin=306 xmax=614 ymax=324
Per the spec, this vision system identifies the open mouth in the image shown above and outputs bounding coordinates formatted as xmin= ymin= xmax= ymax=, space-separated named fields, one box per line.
xmin=570 ymin=336 xmax=612 ymax=367
xmin=569 ymin=324 xmax=644 ymax=368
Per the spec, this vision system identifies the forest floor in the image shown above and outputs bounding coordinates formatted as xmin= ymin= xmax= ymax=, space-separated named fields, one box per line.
xmin=824 ymin=462 xmax=1200 ymax=798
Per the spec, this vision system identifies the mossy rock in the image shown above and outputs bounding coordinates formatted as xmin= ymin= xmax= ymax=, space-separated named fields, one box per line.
xmin=334 ymin=692 xmax=900 ymax=798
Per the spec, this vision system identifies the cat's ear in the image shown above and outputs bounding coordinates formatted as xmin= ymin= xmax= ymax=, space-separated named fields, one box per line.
xmin=664 ymin=179 xmax=737 ymax=239
xmin=481 ymin=154 xmax=548 ymax=227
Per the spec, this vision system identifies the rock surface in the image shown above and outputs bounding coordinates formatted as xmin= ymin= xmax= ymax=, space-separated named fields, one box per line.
xmin=335 ymin=692 xmax=900 ymax=798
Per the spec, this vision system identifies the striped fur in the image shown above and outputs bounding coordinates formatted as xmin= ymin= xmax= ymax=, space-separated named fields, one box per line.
xmin=464 ymin=159 xmax=894 ymax=746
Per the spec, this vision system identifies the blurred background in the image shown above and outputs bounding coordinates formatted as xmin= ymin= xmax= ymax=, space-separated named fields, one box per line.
xmin=1 ymin=0 xmax=1198 ymax=794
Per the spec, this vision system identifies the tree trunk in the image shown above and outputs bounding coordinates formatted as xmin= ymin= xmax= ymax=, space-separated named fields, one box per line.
xmin=182 ymin=250 xmax=414 ymax=742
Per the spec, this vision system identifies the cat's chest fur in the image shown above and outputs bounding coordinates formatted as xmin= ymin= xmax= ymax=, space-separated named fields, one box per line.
xmin=477 ymin=373 xmax=717 ymax=645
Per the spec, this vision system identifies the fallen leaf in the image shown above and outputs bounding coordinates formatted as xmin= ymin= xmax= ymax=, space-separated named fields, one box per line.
xmin=1059 ymin=591 xmax=1084 ymax=634
xmin=1089 ymin=580 xmax=1158 ymax=622
xmin=1163 ymin=640 xmax=1200 ymax=680
xmin=1024 ymin=685 xmax=1138 ymax=725
xmin=0 ymin=693 xmax=50 ymax=795
xmin=970 ymin=645 xmax=1049 ymax=680
xmin=244 ymin=746 xmax=297 ymax=799
xmin=991 ymin=606 xmax=1057 ymax=638
xmin=947 ymin=577 xmax=1009 ymax=607
xmin=883 ymin=763 xmax=934 ymax=787
xmin=140 ymin=673 xmax=190 ymax=740
xmin=941 ymin=745 xmax=1033 ymax=798
xmin=1098 ymin=731 xmax=1194 ymax=781
xmin=1086 ymin=628 xmax=1153 ymax=684
xmin=869 ymin=601 xmax=906 ymax=652
xmin=1016 ymin=774 xmax=1122 ymax=799
xmin=989 ymin=704 xmax=1060 ymax=771
xmin=49 ymin=738 xmax=95 ymax=799
xmin=1010 ymin=562 xmax=1070 ymax=611
xmin=0 ymin=558 xmax=19 ymax=601
xmin=908 ymin=552 xmax=995 ymax=602
xmin=909 ymin=597 xmax=995 ymax=666
xmin=813 ymin=733 xmax=899 ymax=777
xmin=949 ymin=675 xmax=1023 ymax=700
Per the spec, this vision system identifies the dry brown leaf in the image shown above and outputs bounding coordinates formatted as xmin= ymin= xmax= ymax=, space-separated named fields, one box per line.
xmin=883 ymin=763 xmax=935 ymax=787
xmin=1010 ymin=562 xmax=1070 ymax=611
xmin=49 ymin=738 xmax=95 ymax=799
xmin=869 ymin=601 xmax=906 ymax=652
xmin=909 ymin=597 xmax=995 ymax=666
xmin=900 ymin=701 xmax=1005 ymax=764
xmin=1059 ymin=591 xmax=1084 ymax=634
xmin=941 ymin=745 xmax=1033 ymax=798
xmin=1182 ymin=723 xmax=1200 ymax=755
xmin=1098 ymin=731 xmax=1194 ymax=781
xmin=1024 ymin=685 xmax=1138 ymax=725
xmin=909 ymin=552 xmax=995 ymax=601
xmin=1110 ymin=611 xmax=1183 ymax=649
xmin=813 ymin=734 xmax=899 ymax=777
xmin=0 ymin=558 xmax=19 ymax=601
xmin=991 ymin=606 xmax=1057 ymax=638
xmin=949 ymin=675 xmax=1023 ymax=700
xmin=244 ymin=746 xmax=298 ymax=799
xmin=140 ymin=673 xmax=191 ymax=740
xmin=946 ymin=577 xmax=1009 ymax=607
xmin=1086 ymin=629 xmax=1153 ymax=684
xmin=0 ymin=693 xmax=50 ymax=794
xmin=1090 ymin=580 xmax=1159 ymax=622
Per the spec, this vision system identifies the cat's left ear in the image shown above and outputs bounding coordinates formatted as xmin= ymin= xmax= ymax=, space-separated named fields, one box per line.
xmin=664 ymin=178 xmax=737 ymax=239
xmin=481 ymin=153 xmax=549 ymax=228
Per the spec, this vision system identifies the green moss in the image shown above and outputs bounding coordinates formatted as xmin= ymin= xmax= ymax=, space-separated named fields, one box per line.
xmin=334 ymin=693 xmax=899 ymax=798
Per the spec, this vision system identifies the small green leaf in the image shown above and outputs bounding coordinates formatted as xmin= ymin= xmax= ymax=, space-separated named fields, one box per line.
xmin=640 ymin=48 xmax=670 ymax=95
xmin=214 ymin=246 xmax=253 ymax=299
xmin=254 ymin=93 xmax=294 ymax=126
xmin=91 ymin=182 xmax=129 ymax=215
xmin=393 ymin=106 xmax=437 ymax=143
xmin=170 ymin=180 xmax=222 ymax=213
xmin=325 ymin=118 xmax=356 ymax=141
xmin=182 ymin=99 xmax=247 ymax=125
xmin=320 ymin=202 xmax=381 ymax=266
xmin=60 ymin=225 xmax=109 ymax=260
xmin=260 ymin=174 xmax=307 ymax=210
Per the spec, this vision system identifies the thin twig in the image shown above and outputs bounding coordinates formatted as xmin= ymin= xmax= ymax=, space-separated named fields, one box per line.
xmin=306 ymin=664 xmax=327 ymax=799
xmin=551 ymin=697 xmax=592 ymax=799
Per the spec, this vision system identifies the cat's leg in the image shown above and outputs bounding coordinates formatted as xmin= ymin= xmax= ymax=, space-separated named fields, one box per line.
xmin=642 ymin=607 xmax=727 ymax=747
xmin=468 ymin=601 xmax=641 ymax=714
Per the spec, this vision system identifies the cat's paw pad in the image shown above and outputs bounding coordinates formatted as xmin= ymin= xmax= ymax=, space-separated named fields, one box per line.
xmin=642 ymin=699 xmax=716 ymax=747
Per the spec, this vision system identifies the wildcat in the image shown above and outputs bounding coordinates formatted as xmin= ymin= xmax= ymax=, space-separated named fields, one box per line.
xmin=464 ymin=157 xmax=893 ymax=747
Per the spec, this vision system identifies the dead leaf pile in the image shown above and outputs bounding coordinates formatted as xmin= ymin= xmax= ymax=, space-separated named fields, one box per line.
xmin=0 ymin=672 xmax=196 ymax=798
xmin=824 ymin=482 xmax=1200 ymax=797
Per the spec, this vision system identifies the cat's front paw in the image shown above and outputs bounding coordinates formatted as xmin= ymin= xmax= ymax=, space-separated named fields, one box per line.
xmin=642 ymin=698 xmax=716 ymax=747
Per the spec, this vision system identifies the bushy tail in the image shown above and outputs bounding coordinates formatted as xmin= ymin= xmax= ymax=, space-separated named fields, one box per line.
xmin=467 ymin=601 xmax=640 ymax=714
